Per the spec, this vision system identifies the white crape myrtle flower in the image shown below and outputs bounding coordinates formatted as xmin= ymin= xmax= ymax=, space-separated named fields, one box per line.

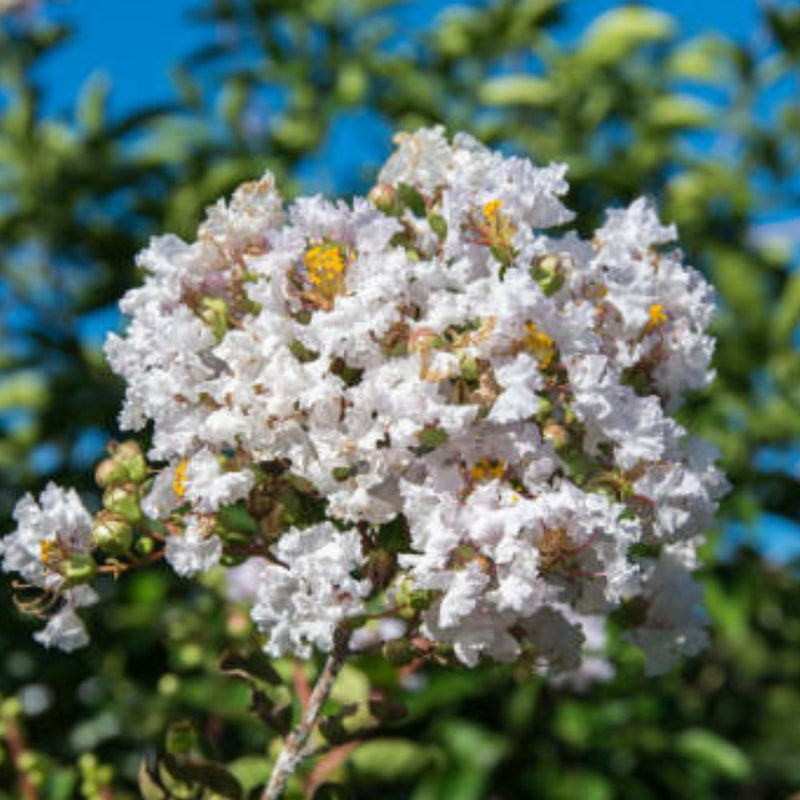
xmin=0 ymin=484 xmax=97 ymax=650
xmin=164 ymin=515 xmax=224 ymax=578
xmin=4 ymin=127 xmax=727 ymax=676
xmin=250 ymin=523 xmax=371 ymax=658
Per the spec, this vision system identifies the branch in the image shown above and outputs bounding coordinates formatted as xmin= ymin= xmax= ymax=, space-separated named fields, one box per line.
xmin=4 ymin=715 xmax=40 ymax=800
xmin=260 ymin=628 xmax=351 ymax=800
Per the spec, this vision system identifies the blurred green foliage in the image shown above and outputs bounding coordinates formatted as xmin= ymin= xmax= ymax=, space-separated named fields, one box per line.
xmin=1 ymin=1 xmax=800 ymax=797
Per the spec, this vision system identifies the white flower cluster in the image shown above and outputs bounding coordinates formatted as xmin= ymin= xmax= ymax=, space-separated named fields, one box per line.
xmin=2 ymin=128 xmax=726 ymax=676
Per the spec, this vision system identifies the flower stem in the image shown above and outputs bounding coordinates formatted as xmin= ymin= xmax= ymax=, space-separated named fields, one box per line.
xmin=261 ymin=628 xmax=351 ymax=800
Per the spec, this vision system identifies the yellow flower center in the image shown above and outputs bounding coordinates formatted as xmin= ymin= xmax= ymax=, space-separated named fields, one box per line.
xmin=645 ymin=303 xmax=668 ymax=333
xmin=523 ymin=322 xmax=555 ymax=369
xmin=482 ymin=199 xmax=503 ymax=228
xmin=304 ymin=244 xmax=348 ymax=301
xmin=173 ymin=460 xmax=188 ymax=498
xmin=40 ymin=539 xmax=58 ymax=566
xmin=470 ymin=457 xmax=506 ymax=483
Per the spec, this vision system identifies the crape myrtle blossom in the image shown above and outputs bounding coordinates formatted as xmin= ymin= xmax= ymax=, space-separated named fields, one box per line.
xmin=0 ymin=484 xmax=98 ymax=651
xmin=1 ymin=128 xmax=727 ymax=677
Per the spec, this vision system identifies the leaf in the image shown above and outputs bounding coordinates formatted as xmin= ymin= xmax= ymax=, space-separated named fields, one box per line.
xmin=163 ymin=754 xmax=244 ymax=799
xmin=219 ymin=649 xmax=283 ymax=686
xmin=579 ymin=7 xmax=676 ymax=65
xmin=348 ymin=738 xmax=443 ymax=782
xmin=479 ymin=75 xmax=556 ymax=107
xmin=397 ymin=182 xmax=427 ymax=216
xmin=0 ymin=371 xmax=48 ymax=411
xmin=227 ymin=756 xmax=274 ymax=793
xmin=772 ymin=270 xmax=800 ymax=345
xmin=647 ymin=95 xmax=713 ymax=129
xmin=667 ymin=36 xmax=730 ymax=83
xmin=138 ymin=759 xmax=168 ymax=800
xmin=676 ymin=729 xmax=752 ymax=781
xmin=76 ymin=72 xmax=110 ymax=136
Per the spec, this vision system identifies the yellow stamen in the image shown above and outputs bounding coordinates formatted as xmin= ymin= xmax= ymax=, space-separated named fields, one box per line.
xmin=470 ymin=457 xmax=506 ymax=483
xmin=482 ymin=199 xmax=503 ymax=228
xmin=40 ymin=539 xmax=58 ymax=566
xmin=523 ymin=322 xmax=555 ymax=369
xmin=173 ymin=460 xmax=188 ymax=498
xmin=304 ymin=244 xmax=347 ymax=300
xmin=645 ymin=303 xmax=668 ymax=333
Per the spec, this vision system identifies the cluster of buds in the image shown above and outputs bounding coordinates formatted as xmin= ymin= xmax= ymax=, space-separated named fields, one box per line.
xmin=1 ymin=128 xmax=726 ymax=676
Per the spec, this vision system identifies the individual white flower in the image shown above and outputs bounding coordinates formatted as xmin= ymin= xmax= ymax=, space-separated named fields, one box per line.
xmin=623 ymin=552 xmax=710 ymax=675
xmin=0 ymin=483 xmax=93 ymax=590
xmin=250 ymin=523 xmax=370 ymax=658
xmin=33 ymin=606 xmax=90 ymax=652
xmin=164 ymin=517 xmax=223 ymax=577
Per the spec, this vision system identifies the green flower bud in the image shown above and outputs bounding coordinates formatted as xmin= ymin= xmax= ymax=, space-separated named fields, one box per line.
xmin=199 ymin=296 xmax=230 ymax=341
xmin=94 ymin=458 xmax=128 ymax=488
xmin=409 ymin=589 xmax=435 ymax=611
xmin=427 ymin=211 xmax=448 ymax=239
xmin=531 ymin=254 xmax=567 ymax=296
xmin=135 ymin=536 xmax=156 ymax=556
xmin=542 ymin=422 xmax=569 ymax=450
xmin=102 ymin=483 xmax=142 ymax=524
xmin=91 ymin=511 xmax=134 ymax=555
xmin=113 ymin=440 xmax=148 ymax=483
xmin=64 ymin=553 xmax=97 ymax=586
xmin=382 ymin=637 xmax=416 ymax=666
xmin=165 ymin=721 xmax=198 ymax=755
xmin=368 ymin=183 xmax=400 ymax=215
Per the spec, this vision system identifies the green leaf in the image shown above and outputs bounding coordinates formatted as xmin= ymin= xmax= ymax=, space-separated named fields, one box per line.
xmin=398 ymin=182 xmax=427 ymax=216
xmin=647 ymin=95 xmax=713 ymax=129
xmin=0 ymin=371 xmax=48 ymax=411
xmin=676 ymin=729 xmax=752 ymax=781
xmin=667 ymin=36 xmax=729 ymax=83
xmin=138 ymin=760 xmax=168 ymax=800
xmin=348 ymin=738 xmax=443 ymax=782
xmin=227 ymin=756 xmax=274 ymax=793
xmin=772 ymin=270 xmax=800 ymax=345
xmin=76 ymin=72 xmax=110 ymax=135
xmin=580 ymin=7 xmax=676 ymax=65
xmin=479 ymin=75 xmax=556 ymax=107
xmin=163 ymin=754 xmax=243 ymax=799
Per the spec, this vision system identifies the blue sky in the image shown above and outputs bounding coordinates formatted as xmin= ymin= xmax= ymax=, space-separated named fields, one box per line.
xmin=38 ymin=0 xmax=762 ymax=117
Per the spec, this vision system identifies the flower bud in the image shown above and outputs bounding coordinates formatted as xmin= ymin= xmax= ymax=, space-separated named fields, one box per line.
xmin=113 ymin=440 xmax=148 ymax=483
xmin=427 ymin=211 xmax=448 ymax=239
xmin=459 ymin=353 xmax=479 ymax=381
xmin=199 ymin=296 xmax=230 ymax=341
xmin=102 ymin=483 xmax=142 ymax=524
xmin=64 ymin=553 xmax=97 ymax=586
xmin=94 ymin=458 xmax=127 ymax=488
xmin=367 ymin=183 xmax=400 ymax=215
xmin=135 ymin=536 xmax=156 ymax=556
xmin=382 ymin=637 xmax=415 ymax=666
xmin=165 ymin=721 xmax=198 ymax=755
xmin=409 ymin=589 xmax=435 ymax=611
xmin=91 ymin=511 xmax=134 ymax=555
xmin=531 ymin=254 xmax=567 ymax=297
xmin=542 ymin=422 xmax=569 ymax=450
xmin=364 ymin=549 xmax=396 ymax=589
